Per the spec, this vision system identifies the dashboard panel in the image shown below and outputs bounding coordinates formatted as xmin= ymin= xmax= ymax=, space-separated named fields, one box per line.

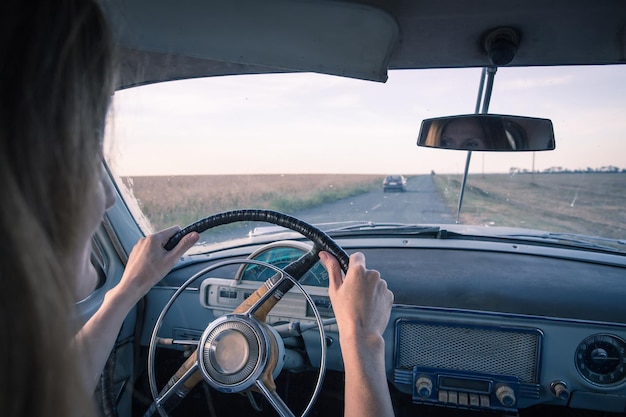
xmin=149 ymin=238 xmax=626 ymax=415
xmin=199 ymin=277 xmax=334 ymax=322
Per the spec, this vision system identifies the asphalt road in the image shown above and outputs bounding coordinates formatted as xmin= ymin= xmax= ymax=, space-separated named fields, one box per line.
xmin=292 ymin=175 xmax=455 ymax=225
xmin=199 ymin=175 xmax=455 ymax=244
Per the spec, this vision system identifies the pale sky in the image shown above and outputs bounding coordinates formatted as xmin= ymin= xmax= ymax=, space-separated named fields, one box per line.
xmin=105 ymin=65 xmax=626 ymax=176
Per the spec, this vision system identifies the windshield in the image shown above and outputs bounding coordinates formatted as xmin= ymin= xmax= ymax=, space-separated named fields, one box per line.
xmin=105 ymin=65 xmax=626 ymax=254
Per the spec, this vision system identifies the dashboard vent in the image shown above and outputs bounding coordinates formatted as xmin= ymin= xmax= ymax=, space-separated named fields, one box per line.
xmin=395 ymin=319 xmax=540 ymax=383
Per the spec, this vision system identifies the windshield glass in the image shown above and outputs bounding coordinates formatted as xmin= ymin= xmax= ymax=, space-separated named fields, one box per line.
xmin=105 ymin=65 xmax=626 ymax=254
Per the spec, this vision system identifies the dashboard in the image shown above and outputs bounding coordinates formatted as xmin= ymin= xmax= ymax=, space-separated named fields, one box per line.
xmin=148 ymin=238 xmax=626 ymax=415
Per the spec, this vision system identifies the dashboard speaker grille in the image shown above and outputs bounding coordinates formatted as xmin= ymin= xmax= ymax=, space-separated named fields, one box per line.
xmin=395 ymin=320 xmax=540 ymax=383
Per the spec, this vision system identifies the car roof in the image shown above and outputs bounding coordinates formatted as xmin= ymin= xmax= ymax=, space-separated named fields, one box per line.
xmin=103 ymin=0 xmax=626 ymax=89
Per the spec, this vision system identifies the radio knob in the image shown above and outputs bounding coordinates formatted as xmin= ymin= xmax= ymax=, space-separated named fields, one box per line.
xmin=550 ymin=381 xmax=570 ymax=401
xmin=495 ymin=385 xmax=516 ymax=407
xmin=416 ymin=376 xmax=433 ymax=397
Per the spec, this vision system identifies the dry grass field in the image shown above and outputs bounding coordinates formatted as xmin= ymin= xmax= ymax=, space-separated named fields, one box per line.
xmin=121 ymin=174 xmax=381 ymax=231
xmin=121 ymin=173 xmax=625 ymax=244
xmin=433 ymin=173 xmax=626 ymax=240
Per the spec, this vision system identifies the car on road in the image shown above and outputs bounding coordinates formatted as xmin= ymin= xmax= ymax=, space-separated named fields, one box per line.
xmin=382 ymin=175 xmax=407 ymax=192
xmin=69 ymin=2 xmax=626 ymax=417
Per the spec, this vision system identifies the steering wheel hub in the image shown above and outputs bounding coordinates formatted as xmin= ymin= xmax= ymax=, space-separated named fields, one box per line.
xmin=209 ymin=329 xmax=250 ymax=374
xmin=199 ymin=315 xmax=269 ymax=392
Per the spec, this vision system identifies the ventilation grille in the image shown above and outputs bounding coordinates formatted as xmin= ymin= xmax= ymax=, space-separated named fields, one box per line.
xmin=395 ymin=320 xmax=540 ymax=383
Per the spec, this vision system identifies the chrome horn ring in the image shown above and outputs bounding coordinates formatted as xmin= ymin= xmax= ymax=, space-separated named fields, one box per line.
xmin=198 ymin=315 xmax=267 ymax=391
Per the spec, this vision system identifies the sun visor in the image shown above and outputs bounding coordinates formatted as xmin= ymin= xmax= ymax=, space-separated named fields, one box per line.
xmin=105 ymin=0 xmax=399 ymax=83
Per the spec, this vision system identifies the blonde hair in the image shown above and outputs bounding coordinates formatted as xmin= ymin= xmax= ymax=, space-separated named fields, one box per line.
xmin=423 ymin=120 xmax=445 ymax=147
xmin=0 ymin=0 xmax=115 ymax=415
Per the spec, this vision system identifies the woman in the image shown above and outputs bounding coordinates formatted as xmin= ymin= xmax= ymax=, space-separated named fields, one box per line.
xmin=0 ymin=1 xmax=394 ymax=417
xmin=1 ymin=1 xmax=198 ymax=415
xmin=0 ymin=0 xmax=109 ymax=415
xmin=422 ymin=115 xmax=517 ymax=150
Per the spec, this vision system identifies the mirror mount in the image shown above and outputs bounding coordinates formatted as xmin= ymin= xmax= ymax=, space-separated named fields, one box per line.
xmin=456 ymin=65 xmax=499 ymax=222
xmin=450 ymin=29 xmax=518 ymax=222
xmin=483 ymin=27 xmax=520 ymax=67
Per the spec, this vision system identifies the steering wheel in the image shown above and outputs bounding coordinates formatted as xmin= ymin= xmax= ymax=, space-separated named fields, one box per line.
xmin=145 ymin=210 xmax=350 ymax=417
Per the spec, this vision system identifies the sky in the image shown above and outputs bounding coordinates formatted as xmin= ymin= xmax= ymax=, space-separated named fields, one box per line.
xmin=105 ymin=65 xmax=626 ymax=176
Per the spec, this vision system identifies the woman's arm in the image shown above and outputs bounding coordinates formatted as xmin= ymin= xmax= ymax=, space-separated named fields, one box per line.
xmin=74 ymin=226 xmax=199 ymax=392
xmin=319 ymin=251 xmax=395 ymax=417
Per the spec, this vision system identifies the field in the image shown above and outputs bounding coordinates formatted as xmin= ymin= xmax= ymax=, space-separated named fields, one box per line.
xmin=120 ymin=173 xmax=626 ymax=243
xmin=432 ymin=173 xmax=626 ymax=240
xmin=120 ymin=174 xmax=381 ymax=231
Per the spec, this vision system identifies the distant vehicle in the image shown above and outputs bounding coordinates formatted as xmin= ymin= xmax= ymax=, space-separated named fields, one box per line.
xmin=383 ymin=175 xmax=407 ymax=192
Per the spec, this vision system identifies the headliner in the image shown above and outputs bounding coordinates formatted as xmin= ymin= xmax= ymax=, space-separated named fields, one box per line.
xmin=103 ymin=0 xmax=626 ymax=89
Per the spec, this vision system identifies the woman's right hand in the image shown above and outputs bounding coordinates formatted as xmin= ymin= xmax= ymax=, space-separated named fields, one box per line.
xmin=318 ymin=250 xmax=395 ymax=417
xmin=318 ymin=251 xmax=393 ymax=341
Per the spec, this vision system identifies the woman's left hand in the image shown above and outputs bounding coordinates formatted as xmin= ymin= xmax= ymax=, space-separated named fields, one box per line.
xmin=115 ymin=226 xmax=199 ymax=307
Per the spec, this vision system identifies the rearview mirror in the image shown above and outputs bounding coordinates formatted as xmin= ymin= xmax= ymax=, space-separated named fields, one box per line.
xmin=417 ymin=114 xmax=555 ymax=151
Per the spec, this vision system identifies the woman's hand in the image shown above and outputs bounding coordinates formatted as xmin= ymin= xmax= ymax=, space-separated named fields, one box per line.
xmin=319 ymin=251 xmax=393 ymax=341
xmin=318 ymin=250 xmax=395 ymax=417
xmin=77 ymin=226 xmax=198 ymax=392
xmin=114 ymin=226 xmax=199 ymax=308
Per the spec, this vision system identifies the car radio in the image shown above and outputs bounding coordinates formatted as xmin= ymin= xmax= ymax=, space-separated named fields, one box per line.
xmin=411 ymin=367 xmax=520 ymax=412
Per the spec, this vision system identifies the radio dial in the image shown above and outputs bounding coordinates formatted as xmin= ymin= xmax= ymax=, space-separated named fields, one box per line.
xmin=416 ymin=376 xmax=433 ymax=397
xmin=495 ymin=385 xmax=516 ymax=407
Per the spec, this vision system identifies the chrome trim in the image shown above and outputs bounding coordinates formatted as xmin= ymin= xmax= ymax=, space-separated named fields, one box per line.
xmin=198 ymin=315 xmax=268 ymax=391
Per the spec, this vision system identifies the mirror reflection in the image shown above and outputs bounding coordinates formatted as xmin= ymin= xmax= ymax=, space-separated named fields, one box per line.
xmin=417 ymin=114 xmax=555 ymax=151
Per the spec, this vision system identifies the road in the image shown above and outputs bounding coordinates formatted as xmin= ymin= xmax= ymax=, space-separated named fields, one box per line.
xmin=292 ymin=175 xmax=455 ymax=225
xmin=199 ymin=175 xmax=455 ymax=244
